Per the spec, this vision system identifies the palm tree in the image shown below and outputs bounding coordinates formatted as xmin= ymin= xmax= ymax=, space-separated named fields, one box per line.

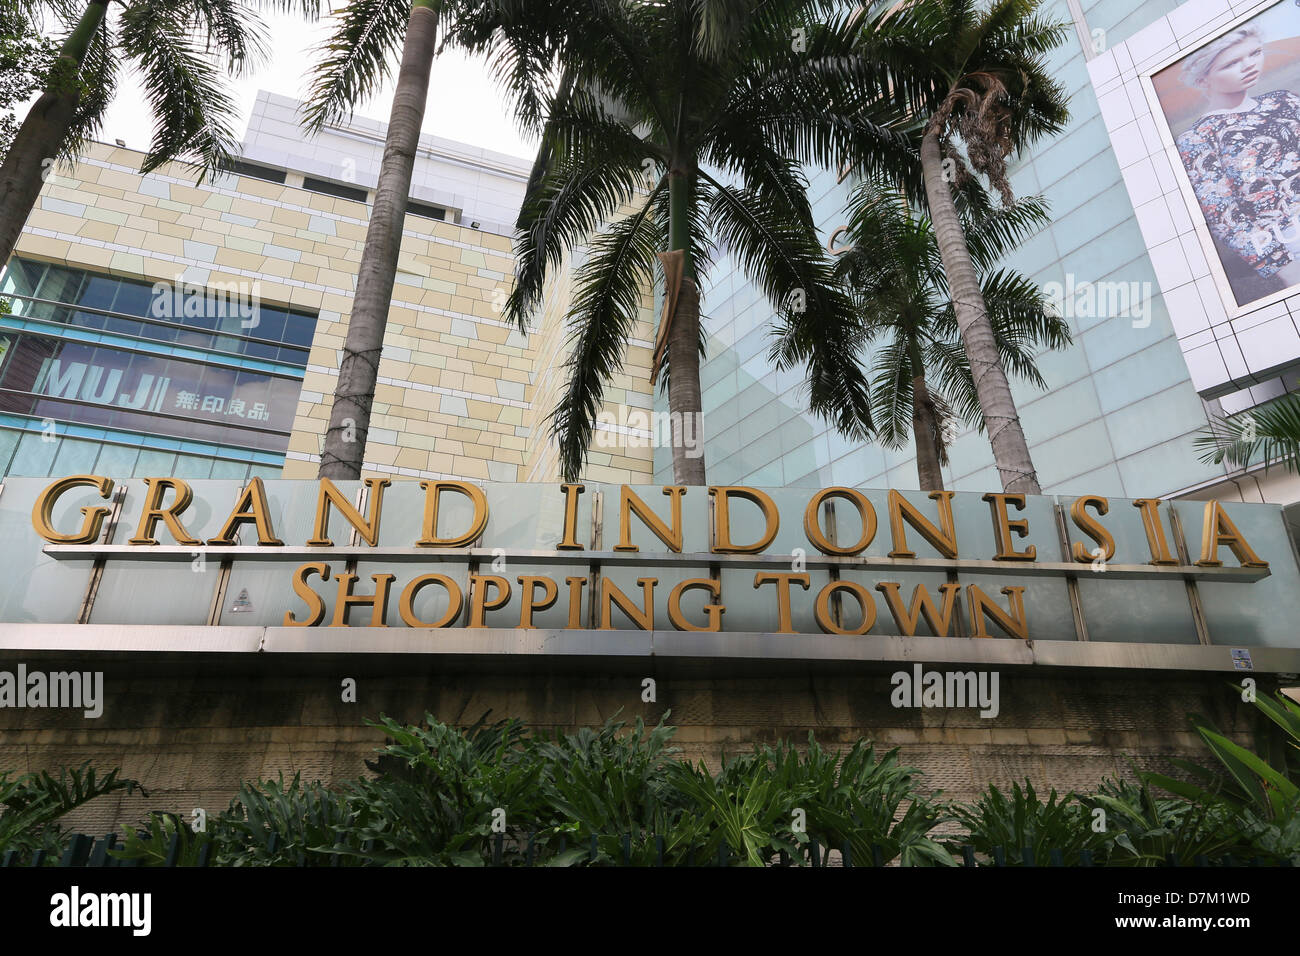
xmin=505 ymin=1 xmax=910 ymax=484
xmin=0 ymin=0 xmax=313 ymax=271
xmin=306 ymin=0 xmax=564 ymax=479
xmin=780 ymin=179 xmax=1070 ymax=490
xmin=855 ymin=0 xmax=1071 ymax=494
xmin=1195 ymin=394 xmax=1300 ymax=475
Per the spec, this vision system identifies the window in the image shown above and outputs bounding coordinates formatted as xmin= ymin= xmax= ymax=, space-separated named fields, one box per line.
xmin=303 ymin=176 xmax=368 ymax=203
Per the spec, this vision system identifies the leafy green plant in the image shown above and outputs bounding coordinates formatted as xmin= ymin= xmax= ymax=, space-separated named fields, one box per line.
xmin=948 ymin=779 xmax=1100 ymax=865
xmin=0 ymin=761 xmax=141 ymax=861
xmin=1081 ymin=776 xmax=1245 ymax=866
xmin=327 ymin=712 xmax=545 ymax=866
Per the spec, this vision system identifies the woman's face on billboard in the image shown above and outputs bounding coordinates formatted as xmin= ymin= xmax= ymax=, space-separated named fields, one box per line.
xmin=1206 ymin=39 xmax=1265 ymax=96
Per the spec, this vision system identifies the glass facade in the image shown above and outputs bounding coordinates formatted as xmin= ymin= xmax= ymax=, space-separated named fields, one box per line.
xmin=653 ymin=0 xmax=1238 ymax=500
xmin=0 ymin=257 xmax=317 ymax=480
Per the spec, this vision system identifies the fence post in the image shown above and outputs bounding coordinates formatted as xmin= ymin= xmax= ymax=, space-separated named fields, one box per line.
xmin=1048 ymin=848 xmax=1064 ymax=867
xmin=589 ymin=833 xmax=598 ymax=864
xmin=88 ymin=834 xmax=117 ymax=868
xmin=992 ymin=846 xmax=1006 ymax=867
xmin=1079 ymin=849 xmax=1094 ymax=867
xmin=164 ymin=833 xmax=182 ymax=867
xmin=492 ymin=832 xmax=503 ymax=867
xmin=1020 ymin=846 xmax=1034 ymax=867
xmin=621 ymin=834 xmax=631 ymax=866
xmin=60 ymin=834 xmax=93 ymax=868
xmin=961 ymin=846 xmax=976 ymax=867
xmin=526 ymin=831 xmax=535 ymax=867
xmin=842 ymin=843 xmax=851 ymax=868
xmin=809 ymin=838 xmax=820 ymax=868
xmin=655 ymin=835 xmax=664 ymax=868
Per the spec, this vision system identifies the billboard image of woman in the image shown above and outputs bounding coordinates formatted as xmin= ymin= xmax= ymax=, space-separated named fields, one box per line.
xmin=1151 ymin=1 xmax=1300 ymax=309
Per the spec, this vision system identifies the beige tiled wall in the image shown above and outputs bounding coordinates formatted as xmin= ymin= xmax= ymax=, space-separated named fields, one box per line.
xmin=15 ymin=142 xmax=656 ymax=485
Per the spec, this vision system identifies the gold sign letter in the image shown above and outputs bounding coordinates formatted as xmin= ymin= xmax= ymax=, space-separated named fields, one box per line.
xmin=875 ymin=582 xmax=960 ymax=636
xmin=804 ymin=487 xmax=876 ymax=555
xmin=1070 ymin=495 xmax=1115 ymax=563
xmin=517 ymin=575 xmax=559 ymax=628
xmin=130 ymin=478 xmax=200 ymax=546
xmin=398 ymin=574 xmax=463 ymax=628
xmin=887 ymin=490 xmax=958 ymax=559
xmin=556 ymin=483 xmax=585 ymax=550
xmin=668 ymin=578 xmax=725 ymax=631
xmin=710 ymin=486 xmax=779 ymax=553
xmin=418 ymin=481 xmax=488 ymax=547
xmin=753 ymin=572 xmax=810 ymax=634
xmin=331 ymin=572 xmax=395 ymax=627
xmin=599 ymin=577 xmax=656 ymax=630
xmin=1196 ymin=501 xmax=1268 ymax=568
xmin=209 ymin=477 xmax=283 ymax=546
xmin=31 ymin=475 xmax=114 ymax=544
xmin=284 ymin=562 xmax=330 ymax=626
xmin=615 ymin=485 xmax=686 ymax=552
xmin=814 ymin=580 xmax=876 ymax=635
xmin=1132 ymin=499 xmax=1177 ymax=565
xmin=967 ymin=585 xmax=1028 ymax=640
xmin=983 ymin=493 xmax=1035 ymax=561
xmin=308 ymin=477 xmax=390 ymax=547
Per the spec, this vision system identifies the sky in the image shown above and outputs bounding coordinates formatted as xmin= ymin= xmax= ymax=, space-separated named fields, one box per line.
xmin=93 ymin=11 xmax=540 ymax=163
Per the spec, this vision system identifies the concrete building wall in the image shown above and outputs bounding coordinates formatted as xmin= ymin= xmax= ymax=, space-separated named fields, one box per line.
xmin=2 ymin=657 xmax=1270 ymax=836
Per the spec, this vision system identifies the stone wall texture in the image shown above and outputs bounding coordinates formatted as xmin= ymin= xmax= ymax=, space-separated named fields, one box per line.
xmin=0 ymin=654 xmax=1272 ymax=837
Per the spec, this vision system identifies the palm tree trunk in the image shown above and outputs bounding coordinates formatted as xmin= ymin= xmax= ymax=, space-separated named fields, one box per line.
xmin=0 ymin=0 xmax=109 ymax=270
xmin=911 ymin=370 xmax=945 ymax=492
xmin=319 ymin=0 xmax=438 ymax=479
xmin=666 ymin=168 xmax=706 ymax=485
xmin=920 ymin=128 xmax=1041 ymax=495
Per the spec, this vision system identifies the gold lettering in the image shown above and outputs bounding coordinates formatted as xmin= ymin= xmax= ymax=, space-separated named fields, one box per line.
xmin=667 ymin=578 xmax=725 ymax=631
xmin=556 ymin=483 xmax=585 ymax=550
xmin=1132 ymin=498 xmax=1177 ymax=565
xmin=517 ymin=575 xmax=559 ymax=628
xmin=283 ymin=562 xmax=330 ymax=626
xmin=599 ymin=577 xmax=656 ymax=630
xmin=417 ymin=480 xmax=488 ymax=547
xmin=398 ymin=573 xmax=463 ymax=628
xmin=874 ymin=581 xmax=961 ymax=636
xmin=330 ymin=572 xmax=394 ymax=627
xmin=752 ymin=572 xmax=810 ymax=634
xmin=710 ymin=486 xmax=779 ymax=553
xmin=614 ymin=485 xmax=685 ymax=552
xmin=307 ymin=477 xmax=390 ymax=547
xmin=887 ymin=490 xmax=958 ymax=559
xmin=468 ymin=574 xmax=511 ymax=628
xmin=967 ymin=585 xmax=1028 ymax=639
xmin=565 ymin=576 xmax=587 ymax=628
xmin=804 ymin=487 xmax=876 ymax=555
xmin=31 ymin=475 xmax=114 ymax=544
xmin=1070 ymin=495 xmax=1115 ymax=563
xmin=814 ymin=580 xmax=876 ymax=635
xmin=130 ymin=477 xmax=200 ymax=545
xmin=1196 ymin=500 xmax=1268 ymax=568
xmin=208 ymin=477 xmax=283 ymax=546
xmin=983 ymin=493 xmax=1035 ymax=561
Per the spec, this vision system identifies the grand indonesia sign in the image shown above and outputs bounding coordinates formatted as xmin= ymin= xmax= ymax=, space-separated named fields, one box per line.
xmin=26 ymin=476 xmax=1274 ymax=640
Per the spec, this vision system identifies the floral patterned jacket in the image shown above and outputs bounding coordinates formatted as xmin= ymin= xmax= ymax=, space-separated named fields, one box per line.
xmin=1175 ymin=89 xmax=1300 ymax=278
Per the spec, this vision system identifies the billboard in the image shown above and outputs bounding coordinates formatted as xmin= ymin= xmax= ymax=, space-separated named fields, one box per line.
xmin=1147 ymin=0 xmax=1300 ymax=314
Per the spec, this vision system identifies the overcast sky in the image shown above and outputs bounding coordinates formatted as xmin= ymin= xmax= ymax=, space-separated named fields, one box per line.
xmin=94 ymin=11 xmax=540 ymax=162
